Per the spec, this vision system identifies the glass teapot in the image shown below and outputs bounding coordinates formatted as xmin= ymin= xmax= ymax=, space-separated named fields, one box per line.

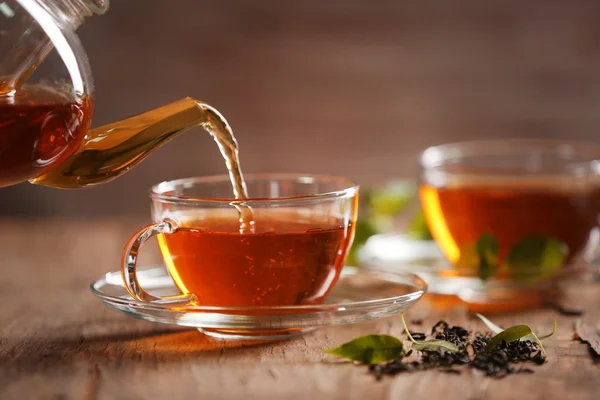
xmin=0 ymin=0 xmax=237 ymax=189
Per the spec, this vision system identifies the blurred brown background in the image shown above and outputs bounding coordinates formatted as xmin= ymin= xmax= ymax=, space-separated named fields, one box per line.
xmin=2 ymin=0 xmax=600 ymax=217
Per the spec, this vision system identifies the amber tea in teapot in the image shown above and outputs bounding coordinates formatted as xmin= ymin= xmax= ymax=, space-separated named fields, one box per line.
xmin=0 ymin=0 xmax=249 ymax=197
xmin=0 ymin=86 xmax=90 ymax=187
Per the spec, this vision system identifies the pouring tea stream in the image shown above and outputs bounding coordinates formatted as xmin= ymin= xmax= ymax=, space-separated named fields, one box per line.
xmin=0 ymin=2 xmax=246 ymax=191
xmin=0 ymin=0 xmax=254 ymax=229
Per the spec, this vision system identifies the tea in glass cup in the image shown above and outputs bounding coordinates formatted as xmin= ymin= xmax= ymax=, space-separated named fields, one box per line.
xmin=419 ymin=139 xmax=600 ymax=304
xmin=121 ymin=174 xmax=358 ymax=307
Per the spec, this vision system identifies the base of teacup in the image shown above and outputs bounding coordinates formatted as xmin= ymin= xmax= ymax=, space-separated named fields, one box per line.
xmin=198 ymin=327 xmax=315 ymax=341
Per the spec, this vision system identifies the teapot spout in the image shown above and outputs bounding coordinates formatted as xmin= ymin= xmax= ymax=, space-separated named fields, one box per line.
xmin=30 ymin=97 xmax=241 ymax=189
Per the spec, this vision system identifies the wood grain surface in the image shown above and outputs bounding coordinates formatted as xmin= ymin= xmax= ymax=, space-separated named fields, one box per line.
xmin=0 ymin=219 xmax=599 ymax=399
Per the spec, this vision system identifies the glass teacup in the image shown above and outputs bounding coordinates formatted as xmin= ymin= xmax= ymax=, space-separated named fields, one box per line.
xmin=121 ymin=174 xmax=358 ymax=307
xmin=419 ymin=139 xmax=600 ymax=307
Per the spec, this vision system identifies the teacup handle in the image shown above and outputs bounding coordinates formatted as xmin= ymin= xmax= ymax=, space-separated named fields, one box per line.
xmin=121 ymin=218 xmax=197 ymax=305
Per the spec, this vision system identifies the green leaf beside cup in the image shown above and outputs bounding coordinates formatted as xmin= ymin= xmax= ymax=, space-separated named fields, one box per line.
xmin=476 ymin=233 xmax=500 ymax=281
xmin=506 ymin=235 xmax=568 ymax=281
xmin=457 ymin=234 xmax=568 ymax=281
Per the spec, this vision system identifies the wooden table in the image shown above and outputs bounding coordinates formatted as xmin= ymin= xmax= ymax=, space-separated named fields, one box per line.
xmin=1 ymin=219 xmax=598 ymax=399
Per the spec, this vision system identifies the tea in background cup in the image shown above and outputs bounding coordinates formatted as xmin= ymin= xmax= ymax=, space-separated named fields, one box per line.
xmin=419 ymin=139 xmax=600 ymax=302
xmin=121 ymin=174 xmax=358 ymax=307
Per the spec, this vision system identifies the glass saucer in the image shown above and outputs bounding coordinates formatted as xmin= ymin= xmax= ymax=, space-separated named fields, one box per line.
xmin=90 ymin=266 xmax=427 ymax=341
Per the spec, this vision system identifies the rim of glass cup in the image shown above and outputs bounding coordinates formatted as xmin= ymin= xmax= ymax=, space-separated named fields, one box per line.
xmin=420 ymin=138 xmax=600 ymax=186
xmin=150 ymin=173 xmax=359 ymax=204
xmin=420 ymin=138 xmax=600 ymax=171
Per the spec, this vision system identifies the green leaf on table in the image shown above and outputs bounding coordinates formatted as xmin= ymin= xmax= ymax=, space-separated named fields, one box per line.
xmin=323 ymin=334 xmax=404 ymax=364
xmin=475 ymin=314 xmax=557 ymax=344
xmin=486 ymin=325 xmax=545 ymax=354
xmin=476 ymin=233 xmax=500 ymax=281
xmin=401 ymin=313 xmax=459 ymax=353
xmin=506 ymin=236 xmax=568 ymax=280
xmin=407 ymin=209 xmax=433 ymax=241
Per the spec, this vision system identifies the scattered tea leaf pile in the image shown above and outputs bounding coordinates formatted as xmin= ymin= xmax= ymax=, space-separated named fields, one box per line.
xmin=325 ymin=313 xmax=554 ymax=379
xmin=470 ymin=335 xmax=545 ymax=376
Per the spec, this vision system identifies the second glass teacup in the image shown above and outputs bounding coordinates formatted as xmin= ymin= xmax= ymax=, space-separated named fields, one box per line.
xmin=419 ymin=139 xmax=600 ymax=307
xmin=121 ymin=174 xmax=358 ymax=308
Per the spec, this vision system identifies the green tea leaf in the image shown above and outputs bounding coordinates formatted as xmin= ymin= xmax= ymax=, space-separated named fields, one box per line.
xmin=507 ymin=236 xmax=568 ymax=280
xmin=487 ymin=325 xmax=545 ymax=354
xmin=476 ymin=233 xmax=500 ymax=281
xmin=323 ymin=334 xmax=404 ymax=364
xmin=476 ymin=314 xmax=557 ymax=343
xmin=407 ymin=209 xmax=433 ymax=241
xmin=401 ymin=313 xmax=459 ymax=353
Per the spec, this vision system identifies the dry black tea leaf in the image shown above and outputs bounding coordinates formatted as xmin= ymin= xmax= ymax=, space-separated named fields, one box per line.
xmin=329 ymin=314 xmax=552 ymax=380
xmin=486 ymin=325 xmax=545 ymax=354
